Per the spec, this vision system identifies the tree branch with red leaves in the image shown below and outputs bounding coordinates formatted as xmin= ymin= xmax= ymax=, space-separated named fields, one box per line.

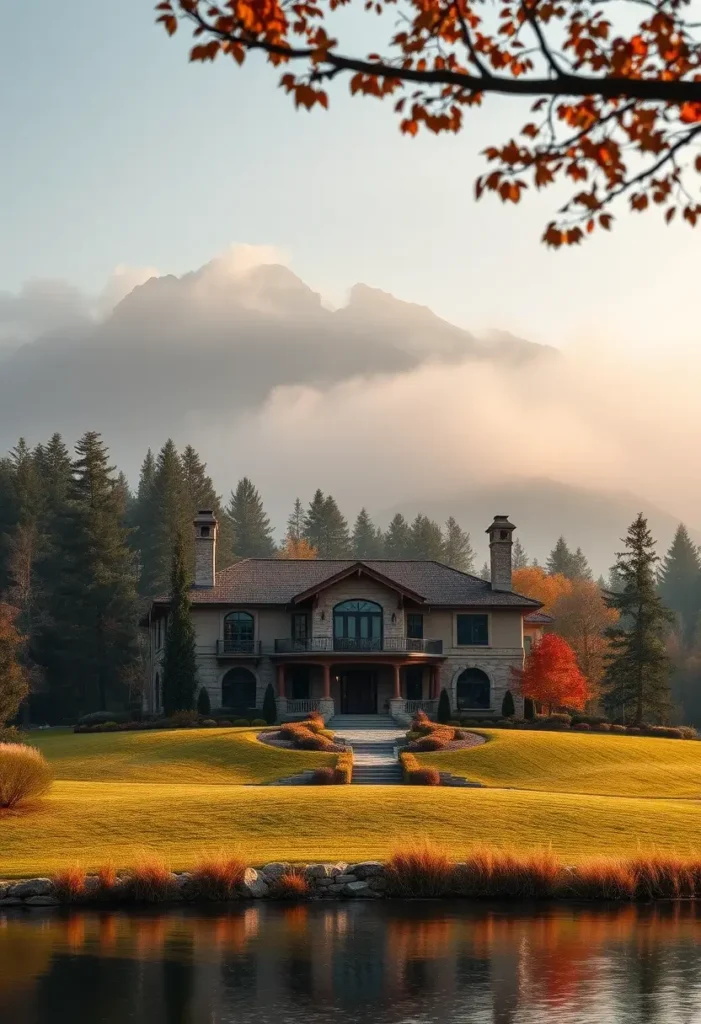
xmin=155 ymin=0 xmax=701 ymax=245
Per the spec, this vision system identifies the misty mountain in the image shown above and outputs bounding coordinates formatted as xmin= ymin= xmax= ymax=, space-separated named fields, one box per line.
xmin=380 ymin=478 xmax=699 ymax=576
xmin=0 ymin=256 xmax=554 ymax=457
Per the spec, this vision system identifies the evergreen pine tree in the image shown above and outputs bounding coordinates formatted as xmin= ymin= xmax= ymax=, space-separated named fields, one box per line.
xmin=501 ymin=690 xmax=516 ymax=717
xmin=162 ymin=531 xmax=197 ymax=715
xmin=130 ymin=449 xmax=160 ymax=596
xmin=410 ymin=514 xmax=444 ymax=560
xmin=151 ymin=440 xmax=188 ymax=594
xmin=319 ymin=494 xmax=351 ymax=557
xmin=180 ymin=445 xmax=231 ymax=566
xmin=571 ymin=546 xmax=593 ymax=580
xmin=384 ymin=513 xmax=411 ymax=559
xmin=197 ymin=686 xmax=211 ymax=716
xmin=443 ymin=517 xmax=475 ymax=572
xmin=658 ymin=524 xmax=701 ymax=648
xmin=41 ymin=432 xmax=139 ymax=717
xmin=303 ymin=489 xmax=327 ymax=551
xmin=286 ymin=498 xmax=305 ymax=542
xmin=546 ymin=537 xmax=578 ymax=578
xmin=512 ymin=537 xmax=529 ymax=571
xmin=480 ymin=561 xmax=490 ymax=581
xmin=352 ymin=508 xmax=382 ymax=558
xmin=227 ymin=477 xmax=275 ymax=558
xmin=603 ymin=514 xmax=674 ymax=724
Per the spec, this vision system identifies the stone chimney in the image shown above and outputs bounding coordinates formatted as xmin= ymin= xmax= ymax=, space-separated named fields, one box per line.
xmin=193 ymin=510 xmax=217 ymax=588
xmin=486 ymin=515 xmax=516 ymax=591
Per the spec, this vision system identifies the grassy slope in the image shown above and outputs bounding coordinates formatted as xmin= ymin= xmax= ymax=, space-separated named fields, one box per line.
xmin=418 ymin=730 xmax=701 ymax=799
xmin=29 ymin=727 xmax=335 ymax=786
xmin=4 ymin=784 xmax=701 ymax=877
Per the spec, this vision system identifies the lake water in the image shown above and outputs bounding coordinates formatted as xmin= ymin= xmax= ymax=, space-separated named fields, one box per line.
xmin=2 ymin=900 xmax=701 ymax=1023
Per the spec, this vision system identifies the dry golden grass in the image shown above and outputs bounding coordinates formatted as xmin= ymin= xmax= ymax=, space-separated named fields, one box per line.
xmin=191 ymin=852 xmax=247 ymax=899
xmin=272 ymin=870 xmax=311 ymax=899
xmin=386 ymin=841 xmax=454 ymax=897
xmin=0 ymin=743 xmax=52 ymax=808
xmin=418 ymin=728 xmax=701 ymax=798
xmin=52 ymin=863 xmax=87 ymax=901
xmin=123 ymin=854 xmax=176 ymax=902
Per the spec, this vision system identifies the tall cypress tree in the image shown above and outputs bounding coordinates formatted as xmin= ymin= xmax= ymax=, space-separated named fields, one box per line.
xmin=352 ymin=508 xmax=383 ymax=558
xmin=151 ymin=439 xmax=188 ymax=594
xmin=161 ymin=531 xmax=197 ymax=714
xmin=410 ymin=514 xmax=444 ymax=560
xmin=286 ymin=498 xmax=305 ymax=543
xmin=658 ymin=524 xmax=701 ymax=648
xmin=41 ymin=432 xmax=139 ymax=717
xmin=603 ymin=514 xmax=674 ymax=724
xmin=384 ymin=513 xmax=411 ymax=559
xmin=227 ymin=477 xmax=275 ymax=557
xmin=181 ymin=445 xmax=230 ymax=566
xmin=131 ymin=448 xmax=159 ymax=595
xmin=443 ymin=517 xmax=475 ymax=572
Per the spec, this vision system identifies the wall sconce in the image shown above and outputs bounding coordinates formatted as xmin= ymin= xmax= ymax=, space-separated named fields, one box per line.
xmin=391 ymin=612 xmax=396 ymax=624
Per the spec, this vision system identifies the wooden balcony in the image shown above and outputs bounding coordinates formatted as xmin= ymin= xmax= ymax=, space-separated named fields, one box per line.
xmin=272 ymin=637 xmax=443 ymax=656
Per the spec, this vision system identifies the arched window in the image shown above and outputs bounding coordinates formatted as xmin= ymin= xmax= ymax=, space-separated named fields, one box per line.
xmin=223 ymin=611 xmax=254 ymax=653
xmin=456 ymin=668 xmax=491 ymax=710
xmin=333 ymin=600 xmax=383 ymax=651
xmin=222 ymin=668 xmax=257 ymax=712
xmin=154 ymin=672 xmax=160 ymax=711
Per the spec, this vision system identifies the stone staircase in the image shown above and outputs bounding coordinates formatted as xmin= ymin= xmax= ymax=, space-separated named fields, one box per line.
xmin=329 ymin=715 xmax=405 ymax=786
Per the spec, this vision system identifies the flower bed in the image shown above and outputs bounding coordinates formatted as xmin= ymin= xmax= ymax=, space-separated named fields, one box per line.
xmin=404 ymin=710 xmax=486 ymax=753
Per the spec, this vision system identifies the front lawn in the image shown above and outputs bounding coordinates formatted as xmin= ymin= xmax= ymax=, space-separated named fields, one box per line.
xmin=417 ymin=729 xmax=701 ymax=799
xmin=29 ymin=726 xmax=335 ymax=786
xmin=3 ymin=783 xmax=701 ymax=877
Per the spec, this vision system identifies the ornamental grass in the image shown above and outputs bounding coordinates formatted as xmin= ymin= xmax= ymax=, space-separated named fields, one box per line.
xmin=52 ymin=864 xmax=87 ymax=902
xmin=386 ymin=841 xmax=454 ymax=897
xmin=123 ymin=854 xmax=177 ymax=903
xmin=191 ymin=852 xmax=247 ymax=899
xmin=0 ymin=742 xmax=52 ymax=809
xmin=273 ymin=870 xmax=311 ymax=899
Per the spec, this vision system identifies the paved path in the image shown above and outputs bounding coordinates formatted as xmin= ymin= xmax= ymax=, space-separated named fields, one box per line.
xmin=329 ymin=715 xmax=406 ymax=785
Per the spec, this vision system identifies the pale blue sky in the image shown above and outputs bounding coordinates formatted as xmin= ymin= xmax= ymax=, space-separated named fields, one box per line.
xmin=3 ymin=0 xmax=701 ymax=351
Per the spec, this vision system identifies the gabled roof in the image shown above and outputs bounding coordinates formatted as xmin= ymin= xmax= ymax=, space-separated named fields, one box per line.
xmin=151 ymin=559 xmax=542 ymax=610
xmin=290 ymin=561 xmax=426 ymax=605
xmin=524 ymin=611 xmax=555 ymax=624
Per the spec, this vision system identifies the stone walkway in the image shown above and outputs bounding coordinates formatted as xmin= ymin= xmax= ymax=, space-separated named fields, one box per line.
xmin=328 ymin=715 xmax=406 ymax=785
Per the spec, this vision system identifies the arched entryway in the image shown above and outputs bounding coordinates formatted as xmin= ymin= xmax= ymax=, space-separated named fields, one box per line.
xmin=333 ymin=600 xmax=382 ymax=651
xmin=221 ymin=667 xmax=257 ymax=713
xmin=456 ymin=668 xmax=491 ymax=711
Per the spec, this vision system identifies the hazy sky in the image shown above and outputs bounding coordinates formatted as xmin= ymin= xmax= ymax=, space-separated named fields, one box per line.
xmin=3 ymin=0 xmax=701 ymax=354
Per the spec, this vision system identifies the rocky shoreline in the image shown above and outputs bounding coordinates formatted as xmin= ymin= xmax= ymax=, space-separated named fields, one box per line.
xmin=0 ymin=862 xmax=389 ymax=906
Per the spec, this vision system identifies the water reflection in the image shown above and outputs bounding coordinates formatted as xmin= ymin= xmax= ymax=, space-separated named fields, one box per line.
xmin=1 ymin=901 xmax=701 ymax=1023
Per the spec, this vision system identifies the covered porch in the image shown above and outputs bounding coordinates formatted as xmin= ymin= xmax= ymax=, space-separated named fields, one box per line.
xmin=272 ymin=658 xmax=443 ymax=722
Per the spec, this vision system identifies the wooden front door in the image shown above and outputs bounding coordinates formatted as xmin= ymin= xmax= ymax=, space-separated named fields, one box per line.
xmin=340 ymin=671 xmax=377 ymax=714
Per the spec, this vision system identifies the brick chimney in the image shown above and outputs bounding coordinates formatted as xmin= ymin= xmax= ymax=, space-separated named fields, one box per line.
xmin=193 ymin=510 xmax=217 ymax=588
xmin=486 ymin=515 xmax=516 ymax=591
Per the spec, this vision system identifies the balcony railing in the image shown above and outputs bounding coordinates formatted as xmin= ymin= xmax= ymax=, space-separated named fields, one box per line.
xmin=273 ymin=637 xmax=443 ymax=655
xmin=216 ymin=639 xmax=262 ymax=657
xmin=405 ymin=699 xmax=439 ymax=714
xmin=284 ymin=699 xmax=321 ymax=714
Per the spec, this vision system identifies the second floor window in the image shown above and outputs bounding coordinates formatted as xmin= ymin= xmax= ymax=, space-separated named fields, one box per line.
xmin=291 ymin=613 xmax=309 ymax=644
xmin=406 ymin=614 xmax=424 ymax=640
xmin=224 ymin=611 xmax=254 ymax=651
xmin=333 ymin=600 xmax=382 ymax=650
xmin=456 ymin=614 xmax=489 ymax=646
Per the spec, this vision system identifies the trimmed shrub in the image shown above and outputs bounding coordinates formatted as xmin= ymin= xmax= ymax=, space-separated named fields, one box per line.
xmin=501 ymin=690 xmax=516 ymax=718
xmin=436 ymin=688 xmax=451 ymax=724
xmin=627 ymin=726 xmax=641 ymax=735
xmin=448 ymin=720 xmax=461 ymax=727
xmin=218 ymin=719 xmax=233 ymax=727
xmin=273 ymin=870 xmax=311 ymax=899
xmin=201 ymin=719 xmax=217 ymax=727
xmin=124 ymin=855 xmax=176 ymax=902
xmin=0 ymin=743 xmax=52 ymax=808
xmin=250 ymin=719 xmax=267 ymax=727
xmin=170 ymin=710 xmax=199 ymax=728
xmin=191 ymin=853 xmax=247 ymax=899
xmin=312 ymin=767 xmax=336 ymax=785
xmin=595 ymin=723 xmax=611 ymax=733
xmin=78 ymin=711 xmax=130 ymax=726
xmin=295 ymin=733 xmax=336 ymax=752
xmin=233 ymin=718 xmax=250 ymax=726
xmin=262 ymin=683 xmax=277 ymax=726
xmin=52 ymin=865 xmax=87 ymax=902
xmin=386 ymin=842 xmax=454 ymax=896
xmin=196 ymin=687 xmax=211 ymax=716
xmin=678 ymin=726 xmax=698 ymax=739
xmin=573 ymin=722 xmax=591 ymax=731
xmin=410 ymin=767 xmax=441 ymax=785
xmin=409 ymin=736 xmax=448 ymax=752
xmin=334 ymin=750 xmax=353 ymax=784
xmin=610 ymin=724 xmax=626 ymax=734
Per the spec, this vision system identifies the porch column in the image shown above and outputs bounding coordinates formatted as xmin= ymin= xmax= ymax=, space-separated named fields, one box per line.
xmin=322 ymin=662 xmax=331 ymax=699
xmin=392 ymin=663 xmax=401 ymax=700
xmin=276 ymin=663 xmax=286 ymax=698
xmin=432 ymin=665 xmax=441 ymax=699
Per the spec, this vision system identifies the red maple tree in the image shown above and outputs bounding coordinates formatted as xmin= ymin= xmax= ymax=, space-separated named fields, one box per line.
xmin=516 ymin=633 xmax=589 ymax=712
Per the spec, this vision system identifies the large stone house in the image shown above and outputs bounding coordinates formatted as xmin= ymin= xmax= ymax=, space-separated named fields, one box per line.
xmin=146 ymin=513 xmax=546 ymax=722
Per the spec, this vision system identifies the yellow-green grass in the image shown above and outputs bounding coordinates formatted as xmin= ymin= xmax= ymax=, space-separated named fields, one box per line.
xmin=3 ymin=783 xmax=701 ymax=877
xmin=29 ymin=727 xmax=335 ymax=786
xmin=418 ymin=729 xmax=701 ymax=799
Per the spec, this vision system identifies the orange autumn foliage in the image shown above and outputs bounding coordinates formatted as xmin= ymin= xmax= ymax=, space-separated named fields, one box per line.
xmin=552 ymin=580 xmax=618 ymax=702
xmin=512 ymin=567 xmax=572 ymax=616
xmin=157 ymin=0 xmax=701 ymax=244
xmin=516 ymin=633 xmax=590 ymax=712
xmin=276 ymin=537 xmax=317 ymax=559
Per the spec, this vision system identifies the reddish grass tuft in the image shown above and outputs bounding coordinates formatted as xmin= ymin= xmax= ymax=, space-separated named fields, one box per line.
xmin=52 ymin=864 xmax=87 ymax=902
xmin=566 ymin=858 xmax=637 ymax=901
xmin=629 ymin=853 xmax=694 ymax=899
xmin=386 ymin=841 xmax=455 ymax=897
xmin=192 ymin=852 xmax=247 ymax=899
xmin=457 ymin=847 xmax=562 ymax=899
xmin=124 ymin=854 xmax=177 ymax=903
xmin=96 ymin=862 xmax=118 ymax=894
xmin=274 ymin=870 xmax=311 ymax=899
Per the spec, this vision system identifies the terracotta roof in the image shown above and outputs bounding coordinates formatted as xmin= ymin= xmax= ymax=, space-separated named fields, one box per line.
xmin=151 ymin=559 xmax=542 ymax=610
